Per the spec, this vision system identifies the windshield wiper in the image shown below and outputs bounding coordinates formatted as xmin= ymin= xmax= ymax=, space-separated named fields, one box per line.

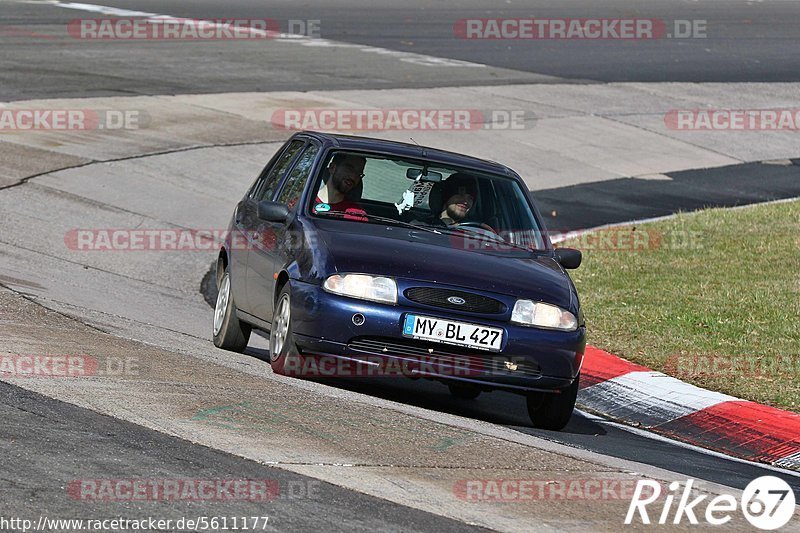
xmin=320 ymin=211 xmax=442 ymax=234
xmin=432 ymin=226 xmax=538 ymax=253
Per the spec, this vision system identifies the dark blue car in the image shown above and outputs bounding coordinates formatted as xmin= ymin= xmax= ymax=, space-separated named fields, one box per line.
xmin=213 ymin=131 xmax=585 ymax=430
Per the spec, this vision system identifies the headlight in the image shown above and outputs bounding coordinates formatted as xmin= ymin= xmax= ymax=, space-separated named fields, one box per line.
xmin=511 ymin=300 xmax=577 ymax=331
xmin=323 ymin=274 xmax=397 ymax=304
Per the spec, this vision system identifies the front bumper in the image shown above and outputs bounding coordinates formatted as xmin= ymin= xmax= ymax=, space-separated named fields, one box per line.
xmin=289 ymin=280 xmax=585 ymax=393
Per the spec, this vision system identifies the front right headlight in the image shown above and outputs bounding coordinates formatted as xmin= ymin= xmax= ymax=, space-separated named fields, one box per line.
xmin=323 ymin=274 xmax=397 ymax=304
xmin=511 ymin=300 xmax=577 ymax=331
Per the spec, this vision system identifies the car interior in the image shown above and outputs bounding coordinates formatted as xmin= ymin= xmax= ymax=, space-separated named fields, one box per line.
xmin=310 ymin=155 xmax=546 ymax=250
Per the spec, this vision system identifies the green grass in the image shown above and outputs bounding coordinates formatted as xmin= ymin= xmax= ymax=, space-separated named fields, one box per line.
xmin=565 ymin=199 xmax=800 ymax=412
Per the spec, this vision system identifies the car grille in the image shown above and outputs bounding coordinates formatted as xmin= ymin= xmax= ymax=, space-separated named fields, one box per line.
xmin=347 ymin=337 xmax=541 ymax=378
xmin=404 ymin=287 xmax=505 ymax=314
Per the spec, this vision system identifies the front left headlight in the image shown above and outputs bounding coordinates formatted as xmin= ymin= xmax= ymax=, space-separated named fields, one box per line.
xmin=511 ymin=299 xmax=578 ymax=331
xmin=323 ymin=274 xmax=397 ymax=304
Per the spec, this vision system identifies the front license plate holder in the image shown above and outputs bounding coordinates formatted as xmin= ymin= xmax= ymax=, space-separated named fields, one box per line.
xmin=402 ymin=314 xmax=503 ymax=352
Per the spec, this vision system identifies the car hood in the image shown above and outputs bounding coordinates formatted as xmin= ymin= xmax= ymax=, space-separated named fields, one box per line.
xmin=313 ymin=221 xmax=574 ymax=308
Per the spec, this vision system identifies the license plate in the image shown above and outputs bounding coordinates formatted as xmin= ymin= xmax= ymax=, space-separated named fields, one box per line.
xmin=402 ymin=314 xmax=504 ymax=352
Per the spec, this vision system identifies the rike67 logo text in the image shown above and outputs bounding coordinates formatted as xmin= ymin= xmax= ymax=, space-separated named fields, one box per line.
xmin=626 ymin=476 xmax=796 ymax=530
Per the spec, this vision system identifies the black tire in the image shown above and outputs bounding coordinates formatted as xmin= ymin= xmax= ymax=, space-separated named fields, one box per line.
xmin=269 ymin=284 xmax=305 ymax=376
xmin=212 ymin=268 xmax=251 ymax=352
xmin=447 ymin=382 xmax=481 ymax=400
xmin=527 ymin=374 xmax=579 ymax=431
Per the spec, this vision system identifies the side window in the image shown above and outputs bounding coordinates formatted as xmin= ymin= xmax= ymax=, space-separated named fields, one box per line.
xmin=251 ymin=140 xmax=305 ymax=201
xmin=277 ymin=143 xmax=320 ymax=208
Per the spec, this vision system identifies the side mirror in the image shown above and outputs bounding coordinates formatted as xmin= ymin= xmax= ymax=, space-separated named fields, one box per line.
xmin=257 ymin=200 xmax=289 ymax=223
xmin=555 ymin=247 xmax=582 ymax=269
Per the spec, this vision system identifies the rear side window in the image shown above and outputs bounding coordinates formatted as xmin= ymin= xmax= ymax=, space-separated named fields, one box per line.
xmin=278 ymin=144 xmax=319 ymax=208
xmin=277 ymin=143 xmax=321 ymax=208
xmin=251 ymin=140 xmax=305 ymax=201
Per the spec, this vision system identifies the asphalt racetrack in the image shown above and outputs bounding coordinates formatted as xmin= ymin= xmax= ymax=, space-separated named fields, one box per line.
xmin=1 ymin=1 xmax=799 ymax=531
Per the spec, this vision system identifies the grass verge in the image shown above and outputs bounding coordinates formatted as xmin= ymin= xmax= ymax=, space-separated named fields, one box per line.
xmin=565 ymin=199 xmax=800 ymax=412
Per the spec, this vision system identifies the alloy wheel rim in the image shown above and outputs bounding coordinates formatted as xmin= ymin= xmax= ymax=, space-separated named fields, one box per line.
xmin=271 ymin=295 xmax=290 ymax=360
xmin=213 ymin=274 xmax=230 ymax=337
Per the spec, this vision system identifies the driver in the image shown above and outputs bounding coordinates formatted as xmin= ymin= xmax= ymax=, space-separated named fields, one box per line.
xmin=438 ymin=173 xmax=477 ymax=226
xmin=435 ymin=173 xmax=494 ymax=232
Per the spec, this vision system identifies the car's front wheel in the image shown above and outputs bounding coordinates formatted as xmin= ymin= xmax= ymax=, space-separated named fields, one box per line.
xmin=526 ymin=374 xmax=579 ymax=431
xmin=270 ymin=284 xmax=304 ymax=375
xmin=213 ymin=268 xmax=251 ymax=352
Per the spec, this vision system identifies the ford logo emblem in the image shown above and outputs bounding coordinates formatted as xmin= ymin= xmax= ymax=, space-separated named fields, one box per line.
xmin=447 ymin=296 xmax=466 ymax=305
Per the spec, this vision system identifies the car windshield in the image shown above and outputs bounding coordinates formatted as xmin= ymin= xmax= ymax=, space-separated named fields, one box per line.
xmin=307 ymin=150 xmax=548 ymax=251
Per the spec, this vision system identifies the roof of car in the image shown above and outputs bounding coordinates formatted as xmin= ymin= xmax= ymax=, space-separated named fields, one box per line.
xmin=293 ymin=131 xmax=518 ymax=178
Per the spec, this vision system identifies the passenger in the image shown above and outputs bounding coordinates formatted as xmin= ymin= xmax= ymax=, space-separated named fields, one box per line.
xmin=314 ymin=153 xmax=366 ymax=213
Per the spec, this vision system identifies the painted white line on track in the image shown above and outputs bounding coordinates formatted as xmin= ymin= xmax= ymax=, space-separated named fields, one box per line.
xmin=50 ymin=1 xmax=155 ymax=17
xmin=26 ymin=0 xmax=487 ymax=68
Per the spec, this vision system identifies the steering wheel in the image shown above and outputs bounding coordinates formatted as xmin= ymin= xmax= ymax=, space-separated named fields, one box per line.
xmin=455 ymin=221 xmax=499 ymax=234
